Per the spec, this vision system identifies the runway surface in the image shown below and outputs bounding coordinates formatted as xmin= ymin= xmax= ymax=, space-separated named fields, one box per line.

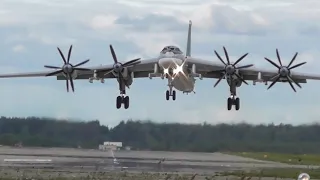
xmin=0 ymin=146 xmax=311 ymax=179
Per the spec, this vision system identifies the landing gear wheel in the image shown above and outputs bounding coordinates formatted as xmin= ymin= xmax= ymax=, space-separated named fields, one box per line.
xmin=116 ymin=96 xmax=122 ymax=109
xmin=166 ymin=90 xmax=170 ymax=100
xmin=235 ymin=98 xmax=240 ymax=111
xmin=123 ymin=96 xmax=129 ymax=109
xmin=227 ymin=98 xmax=232 ymax=110
xmin=172 ymin=90 xmax=176 ymax=101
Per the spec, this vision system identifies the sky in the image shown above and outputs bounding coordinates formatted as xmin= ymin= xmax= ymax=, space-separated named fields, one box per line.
xmin=0 ymin=0 xmax=320 ymax=127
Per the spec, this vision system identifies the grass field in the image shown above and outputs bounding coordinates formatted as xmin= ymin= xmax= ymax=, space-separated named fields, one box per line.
xmin=219 ymin=168 xmax=320 ymax=179
xmin=226 ymin=152 xmax=320 ymax=165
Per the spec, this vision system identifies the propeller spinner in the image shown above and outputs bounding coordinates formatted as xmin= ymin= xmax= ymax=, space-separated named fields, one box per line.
xmin=44 ymin=45 xmax=91 ymax=92
xmin=212 ymin=46 xmax=253 ymax=87
xmin=264 ymin=49 xmax=306 ymax=92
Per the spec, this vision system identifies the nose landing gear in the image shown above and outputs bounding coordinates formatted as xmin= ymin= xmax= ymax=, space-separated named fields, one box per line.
xmin=165 ymin=77 xmax=176 ymax=101
xmin=166 ymin=89 xmax=176 ymax=101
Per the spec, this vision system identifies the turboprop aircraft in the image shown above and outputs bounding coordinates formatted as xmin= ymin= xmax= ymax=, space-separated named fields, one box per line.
xmin=0 ymin=20 xmax=319 ymax=111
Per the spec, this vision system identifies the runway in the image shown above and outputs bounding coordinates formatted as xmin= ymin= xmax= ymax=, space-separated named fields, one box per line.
xmin=0 ymin=146 xmax=311 ymax=179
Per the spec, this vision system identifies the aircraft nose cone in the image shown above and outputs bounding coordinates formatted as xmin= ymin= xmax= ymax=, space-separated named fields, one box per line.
xmin=158 ymin=58 xmax=183 ymax=69
xmin=164 ymin=52 xmax=174 ymax=56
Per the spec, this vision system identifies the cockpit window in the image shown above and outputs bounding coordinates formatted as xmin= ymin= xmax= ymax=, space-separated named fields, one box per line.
xmin=160 ymin=46 xmax=183 ymax=54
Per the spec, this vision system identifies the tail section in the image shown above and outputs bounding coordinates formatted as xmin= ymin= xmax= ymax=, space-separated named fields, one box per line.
xmin=186 ymin=20 xmax=192 ymax=57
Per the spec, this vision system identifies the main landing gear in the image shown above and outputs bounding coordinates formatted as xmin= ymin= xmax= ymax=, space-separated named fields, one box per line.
xmin=166 ymin=78 xmax=176 ymax=101
xmin=227 ymin=82 xmax=240 ymax=111
xmin=116 ymin=80 xmax=130 ymax=109
xmin=227 ymin=96 xmax=240 ymax=111
xmin=116 ymin=95 xmax=129 ymax=109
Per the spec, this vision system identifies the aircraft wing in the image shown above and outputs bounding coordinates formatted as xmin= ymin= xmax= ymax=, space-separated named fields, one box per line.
xmin=0 ymin=70 xmax=60 ymax=78
xmin=56 ymin=58 xmax=159 ymax=80
xmin=187 ymin=57 xmax=320 ymax=83
xmin=0 ymin=58 xmax=159 ymax=79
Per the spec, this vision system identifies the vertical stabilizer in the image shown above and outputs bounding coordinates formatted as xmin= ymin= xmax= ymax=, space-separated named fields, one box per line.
xmin=186 ymin=20 xmax=192 ymax=57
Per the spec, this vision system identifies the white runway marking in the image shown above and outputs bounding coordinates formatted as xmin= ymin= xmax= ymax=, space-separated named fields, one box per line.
xmin=4 ymin=159 xmax=52 ymax=162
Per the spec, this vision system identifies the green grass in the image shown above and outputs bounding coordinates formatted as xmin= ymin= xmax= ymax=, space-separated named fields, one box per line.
xmin=219 ymin=168 xmax=320 ymax=179
xmin=225 ymin=152 xmax=320 ymax=165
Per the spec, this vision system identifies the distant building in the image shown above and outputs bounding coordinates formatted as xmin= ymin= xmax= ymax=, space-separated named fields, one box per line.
xmin=99 ymin=141 xmax=122 ymax=151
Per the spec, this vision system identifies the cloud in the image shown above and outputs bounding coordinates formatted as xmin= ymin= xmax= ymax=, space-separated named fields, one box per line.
xmin=90 ymin=15 xmax=118 ymax=30
xmin=12 ymin=44 xmax=26 ymax=53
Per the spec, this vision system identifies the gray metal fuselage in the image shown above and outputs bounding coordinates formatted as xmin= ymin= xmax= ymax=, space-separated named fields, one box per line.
xmin=158 ymin=51 xmax=195 ymax=92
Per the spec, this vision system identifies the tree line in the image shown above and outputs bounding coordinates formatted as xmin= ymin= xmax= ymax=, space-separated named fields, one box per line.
xmin=0 ymin=116 xmax=319 ymax=153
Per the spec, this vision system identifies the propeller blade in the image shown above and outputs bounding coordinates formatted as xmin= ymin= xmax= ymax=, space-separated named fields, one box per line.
xmin=44 ymin=65 xmax=61 ymax=69
xmin=69 ymin=74 xmax=75 ymax=92
xmin=122 ymin=58 xmax=141 ymax=67
xmin=286 ymin=76 xmax=296 ymax=92
xmin=233 ymin=53 xmax=249 ymax=66
xmin=223 ymin=46 xmax=230 ymax=64
xmin=102 ymin=68 xmax=114 ymax=76
xmin=66 ymin=79 xmax=69 ymax=92
xmin=123 ymin=60 xmax=141 ymax=67
xmin=287 ymin=52 xmax=298 ymax=68
xmin=109 ymin=45 xmax=118 ymax=63
xmin=267 ymin=74 xmax=281 ymax=90
xmin=214 ymin=50 xmax=227 ymax=66
xmin=74 ymin=59 xmax=90 ymax=67
xmin=46 ymin=70 xmax=63 ymax=76
xmin=234 ymin=73 xmax=248 ymax=85
xmin=265 ymin=57 xmax=281 ymax=69
xmin=287 ymin=75 xmax=302 ymax=88
xmin=288 ymin=62 xmax=306 ymax=70
xmin=213 ymin=75 xmax=224 ymax=87
xmin=269 ymin=73 xmax=280 ymax=81
xmin=236 ymin=64 xmax=254 ymax=69
xmin=57 ymin=47 xmax=67 ymax=64
xmin=67 ymin=45 xmax=73 ymax=64
xmin=276 ymin=49 xmax=282 ymax=66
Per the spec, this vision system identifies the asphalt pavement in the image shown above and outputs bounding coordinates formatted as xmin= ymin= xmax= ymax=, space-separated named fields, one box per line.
xmin=0 ymin=146 xmax=309 ymax=179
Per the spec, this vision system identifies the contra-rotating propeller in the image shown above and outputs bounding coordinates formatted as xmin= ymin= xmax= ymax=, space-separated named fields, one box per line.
xmin=212 ymin=46 xmax=253 ymax=87
xmin=103 ymin=45 xmax=141 ymax=75
xmin=100 ymin=45 xmax=141 ymax=88
xmin=44 ymin=45 xmax=91 ymax=92
xmin=264 ymin=49 xmax=306 ymax=92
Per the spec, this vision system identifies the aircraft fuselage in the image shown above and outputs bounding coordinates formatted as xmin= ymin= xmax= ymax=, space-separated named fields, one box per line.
xmin=158 ymin=53 xmax=195 ymax=93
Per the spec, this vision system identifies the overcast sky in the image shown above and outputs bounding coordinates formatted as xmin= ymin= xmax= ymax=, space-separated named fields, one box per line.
xmin=0 ymin=0 xmax=319 ymax=126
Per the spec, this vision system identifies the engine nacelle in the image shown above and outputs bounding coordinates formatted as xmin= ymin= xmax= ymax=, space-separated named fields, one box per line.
xmin=121 ymin=67 xmax=129 ymax=79
xmin=226 ymin=73 xmax=243 ymax=87
xmin=63 ymin=70 xmax=78 ymax=80
xmin=116 ymin=68 xmax=133 ymax=86
xmin=235 ymin=79 xmax=243 ymax=87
